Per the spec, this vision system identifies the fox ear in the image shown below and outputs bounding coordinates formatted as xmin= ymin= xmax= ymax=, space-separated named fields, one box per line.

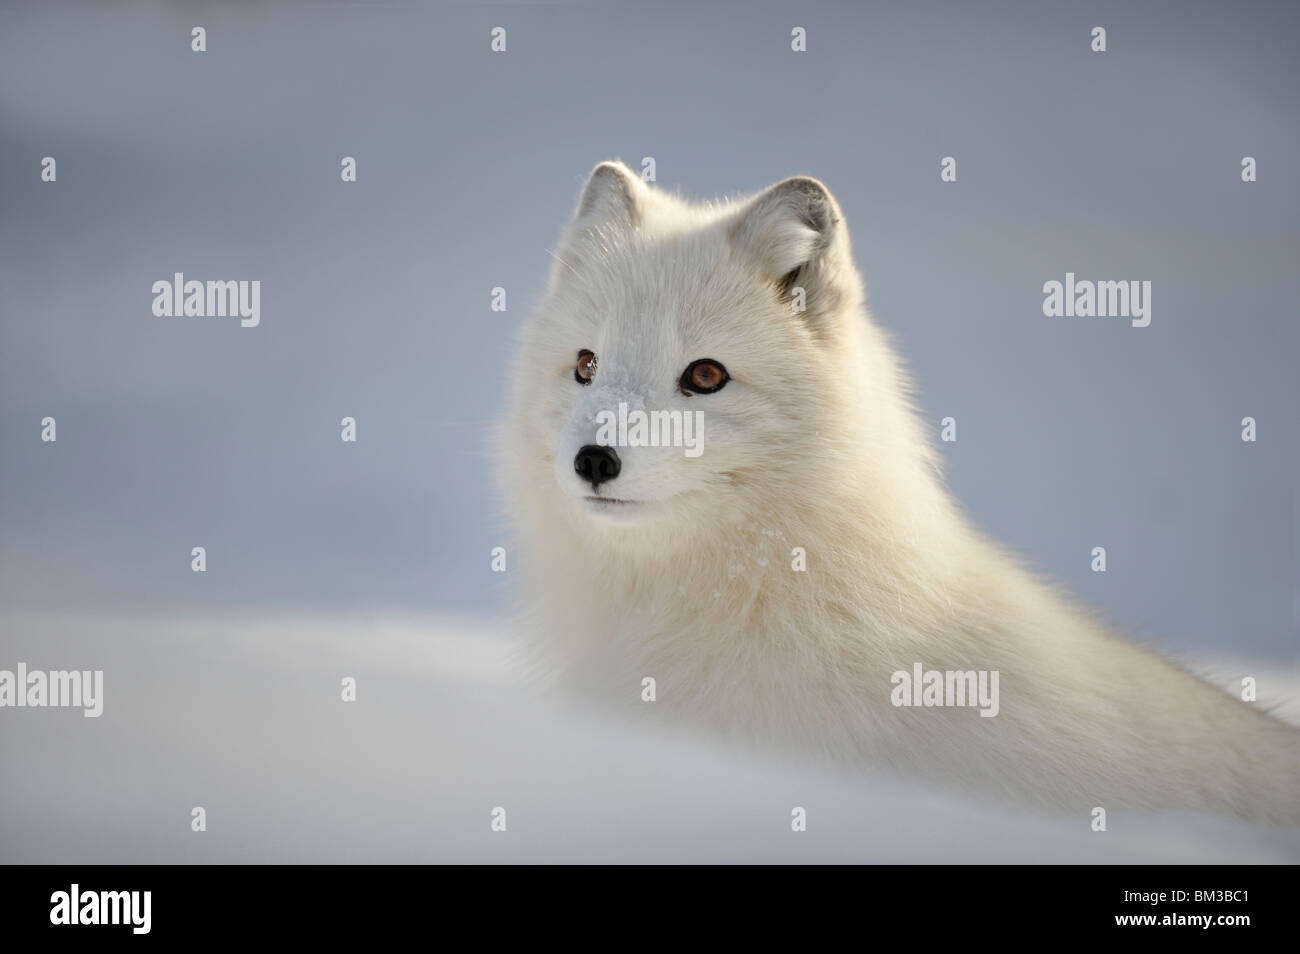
xmin=574 ymin=160 xmax=645 ymax=225
xmin=729 ymin=176 xmax=851 ymax=312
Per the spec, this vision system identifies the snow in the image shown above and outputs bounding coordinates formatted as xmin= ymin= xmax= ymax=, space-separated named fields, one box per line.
xmin=3 ymin=611 xmax=1296 ymax=863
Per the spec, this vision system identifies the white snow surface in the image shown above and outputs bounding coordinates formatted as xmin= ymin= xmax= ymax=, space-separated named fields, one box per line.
xmin=1 ymin=611 xmax=1297 ymax=864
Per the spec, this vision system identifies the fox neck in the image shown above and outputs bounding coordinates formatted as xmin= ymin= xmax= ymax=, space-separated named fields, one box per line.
xmin=544 ymin=425 xmax=967 ymax=657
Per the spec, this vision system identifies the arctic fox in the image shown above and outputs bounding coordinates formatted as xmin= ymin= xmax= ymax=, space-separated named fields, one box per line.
xmin=502 ymin=160 xmax=1300 ymax=825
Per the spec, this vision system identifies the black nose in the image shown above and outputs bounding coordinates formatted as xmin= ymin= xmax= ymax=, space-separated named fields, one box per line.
xmin=574 ymin=444 xmax=621 ymax=489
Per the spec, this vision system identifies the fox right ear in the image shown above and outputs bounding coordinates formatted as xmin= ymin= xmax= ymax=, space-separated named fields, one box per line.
xmin=729 ymin=176 xmax=853 ymax=318
xmin=730 ymin=176 xmax=842 ymax=279
xmin=573 ymin=160 xmax=645 ymax=226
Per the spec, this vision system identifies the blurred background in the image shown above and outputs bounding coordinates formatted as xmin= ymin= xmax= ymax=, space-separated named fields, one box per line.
xmin=0 ymin=0 xmax=1296 ymax=862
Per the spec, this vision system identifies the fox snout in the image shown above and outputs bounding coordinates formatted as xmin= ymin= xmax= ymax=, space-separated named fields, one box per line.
xmin=574 ymin=444 xmax=621 ymax=490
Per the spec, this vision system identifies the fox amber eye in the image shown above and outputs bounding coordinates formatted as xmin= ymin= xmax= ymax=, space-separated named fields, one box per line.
xmin=680 ymin=358 xmax=729 ymax=394
xmin=575 ymin=350 xmax=597 ymax=385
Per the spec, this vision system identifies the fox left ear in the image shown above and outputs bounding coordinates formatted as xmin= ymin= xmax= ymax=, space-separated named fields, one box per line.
xmin=552 ymin=161 xmax=648 ymax=283
xmin=573 ymin=160 xmax=646 ymax=226
xmin=729 ymin=176 xmax=854 ymax=317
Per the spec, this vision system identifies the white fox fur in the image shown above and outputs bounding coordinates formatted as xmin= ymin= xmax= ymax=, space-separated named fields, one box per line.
xmin=501 ymin=161 xmax=1300 ymax=825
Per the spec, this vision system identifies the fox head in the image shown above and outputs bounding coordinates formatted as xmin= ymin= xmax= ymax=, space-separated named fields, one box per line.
xmin=503 ymin=161 xmax=933 ymax=556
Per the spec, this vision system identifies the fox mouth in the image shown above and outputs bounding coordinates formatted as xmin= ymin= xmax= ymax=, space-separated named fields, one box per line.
xmin=583 ymin=496 xmax=641 ymax=506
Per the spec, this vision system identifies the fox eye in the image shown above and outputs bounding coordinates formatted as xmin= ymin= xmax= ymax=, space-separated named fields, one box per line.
xmin=575 ymin=350 xmax=597 ymax=385
xmin=679 ymin=358 xmax=729 ymax=394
